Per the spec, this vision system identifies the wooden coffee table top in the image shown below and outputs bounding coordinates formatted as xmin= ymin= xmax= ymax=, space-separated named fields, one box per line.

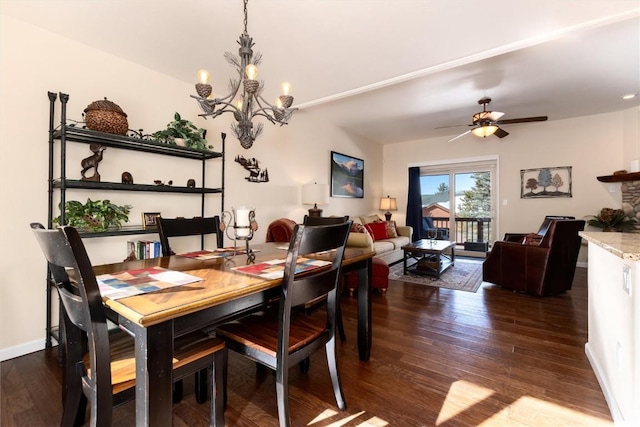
xmin=402 ymin=239 xmax=456 ymax=253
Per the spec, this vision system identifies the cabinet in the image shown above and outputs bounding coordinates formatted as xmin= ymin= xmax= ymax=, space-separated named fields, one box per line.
xmin=44 ymin=91 xmax=225 ymax=349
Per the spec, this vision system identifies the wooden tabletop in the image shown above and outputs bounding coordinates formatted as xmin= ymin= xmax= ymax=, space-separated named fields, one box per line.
xmin=94 ymin=243 xmax=374 ymax=327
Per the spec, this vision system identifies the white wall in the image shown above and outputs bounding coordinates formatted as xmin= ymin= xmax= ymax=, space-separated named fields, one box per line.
xmin=382 ymin=109 xmax=638 ymax=264
xmin=0 ymin=15 xmax=382 ymax=359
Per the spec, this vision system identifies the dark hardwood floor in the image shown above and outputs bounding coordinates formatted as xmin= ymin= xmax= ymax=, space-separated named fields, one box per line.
xmin=1 ymin=262 xmax=613 ymax=426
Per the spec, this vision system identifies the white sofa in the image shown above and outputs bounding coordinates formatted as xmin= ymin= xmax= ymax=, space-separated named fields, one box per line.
xmin=346 ymin=214 xmax=412 ymax=265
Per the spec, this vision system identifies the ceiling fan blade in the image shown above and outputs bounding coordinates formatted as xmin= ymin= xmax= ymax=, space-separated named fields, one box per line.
xmin=496 ymin=116 xmax=548 ymax=125
xmin=494 ymin=127 xmax=509 ymax=138
xmin=487 ymin=111 xmax=504 ymax=121
xmin=448 ymin=130 xmax=471 ymax=142
xmin=435 ymin=123 xmax=471 ymax=129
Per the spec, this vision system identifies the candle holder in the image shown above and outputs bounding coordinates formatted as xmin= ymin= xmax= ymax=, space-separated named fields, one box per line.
xmin=220 ymin=207 xmax=258 ymax=264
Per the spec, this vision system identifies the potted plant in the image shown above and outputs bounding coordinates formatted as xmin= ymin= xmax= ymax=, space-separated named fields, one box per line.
xmin=586 ymin=207 xmax=637 ymax=232
xmin=53 ymin=198 xmax=132 ymax=232
xmin=152 ymin=112 xmax=213 ymax=151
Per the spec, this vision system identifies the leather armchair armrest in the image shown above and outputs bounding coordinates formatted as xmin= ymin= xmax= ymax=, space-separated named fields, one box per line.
xmin=483 ymin=241 xmax=551 ymax=293
xmin=503 ymin=233 xmax=527 ymax=242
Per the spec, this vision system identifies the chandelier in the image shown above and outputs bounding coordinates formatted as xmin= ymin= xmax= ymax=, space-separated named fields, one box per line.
xmin=191 ymin=0 xmax=296 ymax=149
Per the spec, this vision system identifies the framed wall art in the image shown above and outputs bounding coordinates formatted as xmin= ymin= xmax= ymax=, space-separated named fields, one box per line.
xmin=520 ymin=166 xmax=572 ymax=198
xmin=330 ymin=151 xmax=364 ymax=198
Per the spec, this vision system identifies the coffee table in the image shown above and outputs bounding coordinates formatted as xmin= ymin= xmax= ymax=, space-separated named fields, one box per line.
xmin=402 ymin=239 xmax=456 ymax=278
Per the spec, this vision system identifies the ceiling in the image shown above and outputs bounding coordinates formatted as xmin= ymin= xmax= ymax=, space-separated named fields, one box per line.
xmin=2 ymin=0 xmax=639 ymax=144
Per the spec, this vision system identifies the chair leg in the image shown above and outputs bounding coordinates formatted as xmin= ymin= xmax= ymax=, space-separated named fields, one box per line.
xmin=298 ymin=357 xmax=310 ymax=373
xmin=173 ymin=380 xmax=183 ymax=403
xmin=336 ymin=305 xmax=347 ymax=343
xmin=195 ymin=369 xmax=208 ymax=404
xmin=210 ymin=349 xmax=227 ymax=426
xmin=325 ymin=337 xmax=347 ymax=410
xmin=274 ymin=362 xmax=291 ymax=427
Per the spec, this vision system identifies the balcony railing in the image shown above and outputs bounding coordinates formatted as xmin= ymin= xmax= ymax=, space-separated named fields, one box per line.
xmin=428 ymin=216 xmax=492 ymax=247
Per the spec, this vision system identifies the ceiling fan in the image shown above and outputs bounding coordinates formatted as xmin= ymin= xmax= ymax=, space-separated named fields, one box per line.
xmin=439 ymin=97 xmax=548 ymax=142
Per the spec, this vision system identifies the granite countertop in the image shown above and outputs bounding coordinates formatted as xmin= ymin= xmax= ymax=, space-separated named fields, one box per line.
xmin=580 ymin=231 xmax=640 ymax=261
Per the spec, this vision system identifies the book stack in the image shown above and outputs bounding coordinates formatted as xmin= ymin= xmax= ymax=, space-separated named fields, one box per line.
xmin=126 ymin=240 xmax=161 ymax=260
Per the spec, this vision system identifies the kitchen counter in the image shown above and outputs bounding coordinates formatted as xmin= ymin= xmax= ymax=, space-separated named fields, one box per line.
xmin=580 ymin=230 xmax=640 ymax=426
xmin=579 ymin=231 xmax=640 ymax=261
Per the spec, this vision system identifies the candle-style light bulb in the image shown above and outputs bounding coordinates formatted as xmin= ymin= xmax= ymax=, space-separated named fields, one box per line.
xmin=197 ymin=69 xmax=210 ymax=84
xmin=236 ymin=99 xmax=243 ymax=110
xmin=276 ymin=98 xmax=283 ymax=109
xmin=245 ymin=64 xmax=258 ymax=80
xmin=281 ymin=82 xmax=292 ymax=96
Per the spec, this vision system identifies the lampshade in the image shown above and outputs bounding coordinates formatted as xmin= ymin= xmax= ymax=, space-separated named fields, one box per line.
xmin=302 ymin=183 xmax=329 ymax=217
xmin=379 ymin=196 xmax=397 ymax=211
xmin=471 ymin=125 xmax=498 ymax=138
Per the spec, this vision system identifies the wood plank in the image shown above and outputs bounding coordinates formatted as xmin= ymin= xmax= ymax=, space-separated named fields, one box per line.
xmin=1 ymin=263 xmax=613 ymax=426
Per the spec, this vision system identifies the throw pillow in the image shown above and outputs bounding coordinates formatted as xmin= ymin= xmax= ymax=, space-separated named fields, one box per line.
xmin=364 ymin=222 xmax=388 ymax=241
xmin=350 ymin=222 xmax=367 ymax=234
xmin=383 ymin=220 xmax=398 ymax=238
xmin=522 ymin=233 xmax=543 ymax=245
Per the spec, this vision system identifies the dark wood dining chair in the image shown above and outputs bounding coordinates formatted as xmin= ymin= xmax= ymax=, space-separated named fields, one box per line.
xmin=302 ymin=215 xmax=349 ymax=225
xmin=217 ymin=221 xmax=352 ymax=427
xmin=302 ymin=215 xmax=350 ymax=343
xmin=30 ymin=223 xmax=227 ymax=427
xmin=157 ymin=215 xmax=223 ymax=256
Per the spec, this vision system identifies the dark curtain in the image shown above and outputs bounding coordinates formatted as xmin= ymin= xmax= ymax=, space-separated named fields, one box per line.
xmin=406 ymin=167 xmax=423 ymax=241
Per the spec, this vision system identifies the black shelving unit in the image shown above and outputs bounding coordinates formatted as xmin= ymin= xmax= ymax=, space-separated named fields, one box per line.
xmin=44 ymin=91 xmax=226 ymax=350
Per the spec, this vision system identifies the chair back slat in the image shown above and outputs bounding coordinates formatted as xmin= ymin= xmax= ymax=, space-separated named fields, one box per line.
xmin=157 ymin=216 xmax=222 ymax=255
xmin=302 ymin=215 xmax=349 ymax=226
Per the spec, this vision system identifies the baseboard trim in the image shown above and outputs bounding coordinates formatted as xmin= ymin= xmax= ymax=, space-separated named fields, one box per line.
xmin=0 ymin=338 xmax=57 ymax=362
xmin=585 ymin=342 xmax=621 ymax=425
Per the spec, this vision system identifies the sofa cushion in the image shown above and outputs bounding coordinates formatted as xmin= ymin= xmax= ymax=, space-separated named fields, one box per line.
xmin=373 ymin=240 xmax=395 ymax=254
xmin=361 ymin=214 xmax=383 ymax=224
xmin=384 ymin=235 xmax=410 ymax=249
xmin=364 ymin=222 xmax=388 ymax=241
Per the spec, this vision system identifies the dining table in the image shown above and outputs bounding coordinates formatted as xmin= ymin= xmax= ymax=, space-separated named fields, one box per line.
xmin=93 ymin=242 xmax=375 ymax=426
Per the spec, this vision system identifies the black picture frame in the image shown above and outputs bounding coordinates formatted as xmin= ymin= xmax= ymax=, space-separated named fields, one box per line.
xmin=330 ymin=151 xmax=364 ymax=198
xmin=142 ymin=212 xmax=161 ymax=228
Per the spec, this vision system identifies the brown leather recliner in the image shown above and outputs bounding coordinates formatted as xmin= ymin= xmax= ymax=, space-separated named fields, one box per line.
xmin=482 ymin=219 xmax=586 ymax=296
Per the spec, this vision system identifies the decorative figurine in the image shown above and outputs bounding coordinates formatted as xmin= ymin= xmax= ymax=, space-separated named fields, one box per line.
xmin=80 ymin=143 xmax=106 ymax=182
xmin=153 ymin=180 xmax=173 ymax=186
xmin=121 ymin=172 xmax=133 ymax=184
xmin=235 ymin=155 xmax=269 ymax=183
xmin=187 ymin=179 xmax=196 ymax=188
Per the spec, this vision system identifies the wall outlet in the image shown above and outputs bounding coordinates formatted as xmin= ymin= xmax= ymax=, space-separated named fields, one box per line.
xmin=622 ymin=264 xmax=632 ymax=296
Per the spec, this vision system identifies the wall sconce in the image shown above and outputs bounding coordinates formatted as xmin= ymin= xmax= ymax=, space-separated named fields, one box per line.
xmin=379 ymin=195 xmax=397 ymax=221
xmin=220 ymin=206 xmax=258 ymax=263
xmin=302 ymin=183 xmax=329 ymax=217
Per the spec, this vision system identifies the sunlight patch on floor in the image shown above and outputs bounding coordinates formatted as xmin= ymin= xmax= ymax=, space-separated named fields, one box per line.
xmin=436 ymin=380 xmax=495 ymax=425
xmin=308 ymin=410 xmax=389 ymax=426
xmin=477 ymin=396 xmax=614 ymax=426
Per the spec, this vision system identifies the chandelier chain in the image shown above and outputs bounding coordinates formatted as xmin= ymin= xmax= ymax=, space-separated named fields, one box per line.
xmin=243 ymin=0 xmax=249 ymax=36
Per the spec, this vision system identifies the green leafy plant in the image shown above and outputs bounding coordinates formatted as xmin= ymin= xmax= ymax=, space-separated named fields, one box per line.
xmin=53 ymin=199 xmax=132 ymax=232
xmin=152 ymin=112 xmax=212 ymax=151
xmin=586 ymin=207 xmax=637 ymax=232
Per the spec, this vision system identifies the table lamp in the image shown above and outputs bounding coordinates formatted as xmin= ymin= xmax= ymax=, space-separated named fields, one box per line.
xmin=379 ymin=195 xmax=397 ymax=221
xmin=302 ymin=182 xmax=329 ymax=217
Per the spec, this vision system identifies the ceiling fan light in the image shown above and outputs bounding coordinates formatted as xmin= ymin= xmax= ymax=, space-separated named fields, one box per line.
xmin=472 ymin=125 xmax=498 ymax=138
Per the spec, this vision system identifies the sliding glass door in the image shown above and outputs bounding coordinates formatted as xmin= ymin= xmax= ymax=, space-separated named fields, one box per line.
xmin=420 ymin=159 xmax=496 ymax=254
